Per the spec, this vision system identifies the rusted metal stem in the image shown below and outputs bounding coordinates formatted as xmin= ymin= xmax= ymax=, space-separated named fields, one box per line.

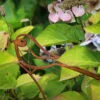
xmin=20 ymin=63 xmax=46 ymax=100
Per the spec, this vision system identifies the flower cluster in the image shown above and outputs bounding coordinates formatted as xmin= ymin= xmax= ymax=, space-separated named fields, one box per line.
xmin=80 ymin=33 xmax=100 ymax=51
xmin=48 ymin=0 xmax=85 ymax=23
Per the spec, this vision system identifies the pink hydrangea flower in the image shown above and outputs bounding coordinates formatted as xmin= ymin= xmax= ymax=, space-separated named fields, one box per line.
xmin=72 ymin=5 xmax=85 ymax=17
xmin=58 ymin=10 xmax=72 ymax=22
xmin=48 ymin=13 xmax=59 ymax=23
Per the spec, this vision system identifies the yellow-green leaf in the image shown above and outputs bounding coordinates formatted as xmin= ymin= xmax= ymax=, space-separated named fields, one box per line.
xmin=0 ymin=51 xmax=18 ymax=66
xmin=89 ymin=12 xmax=100 ymax=24
xmin=53 ymin=91 xmax=85 ymax=100
xmin=0 ymin=19 xmax=8 ymax=33
xmin=16 ymin=74 xmax=41 ymax=88
xmin=58 ymin=46 xmax=99 ymax=67
xmin=82 ymin=78 xmax=100 ymax=100
xmin=60 ymin=68 xmax=80 ymax=81
xmin=90 ymin=80 xmax=100 ymax=100
xmin=0 ymin=63 xmax=19 ymax=89
xmin=98 ymin=67 xmax=100 ymax=74
xmin=85 ymin=23 xmax=100 ymax=34
xmin=11 ymin=26 xmax=34 ymax=40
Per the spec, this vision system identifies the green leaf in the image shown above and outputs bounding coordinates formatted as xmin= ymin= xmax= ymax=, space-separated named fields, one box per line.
xmin=60 ymin=68 xmax=80 ymax=81
xmin=18 ymin=82 xmax=39 ymax=99
xmin=11 ymin=26 xmax=34 ymax=40
xmin=7 ymin=43 xmax=16 ymax=56
xmin=16 ymin=5 xmax=25 ymax=21
xmin=0 ymin=72 xmax=16 ymax=89
xmin=0 ymin=19 xmax=8 ymax=33
xmin=82 ymin=78 xmax=100 ymax=100
xmin=39 ymin=73 xmax=59 ymax=84
xmin=65 ymin=25 xmax=84 ymax=43
xmin=22 ymin=0 xmax=37 ymax=19
xmin=0 ymin=63 xmax=20 ymax=78
xmin=34 ymin=59 xmax=47 ymax=66
xmin=0 ymin=63 xmax=19 ymax=89
xmin=81 ymin=76 xmax=93 ymax=98
xmin=90 ymin=80 xmax=100 ymax=100
xmin=98 ymin=67 xmax=100 ymax=74
xmin=0 ymin=51 xmax=19 ymax=89
xmin=89 ymin=12 xmax=100 ymax=24
xmin=42 ymin=80 xmax=67 ymax=99
xmin=3 ymin=0 xmax=26 ymax=28
xmin=16 ymin=74 xmax=41 ymax=88
xmin=16 ymin=74 xmax=41 ymax=98
xmin=80 ymin=13 xmax=91 ymax=22
xmin=16 ymin=73 xmax=59 ymax=99
xmin=3 ymin=0 xmax=16 ymax=21
xmin=39 ymin=73 xmax=66 ymax=99
xmin=58 ymin=46 xmax=99 ymax=67
xmin=53 ymin=91 xmax=85 ymax=100
xmin=85 ymin=23 xmax=100 ymax=34
xmin=3 ymin=0 xmax=21 ymax=28
xmin=30 ymin=25 xmax=44 ymax=38
xmin=0 ymin=51 xmax=18 ymax=66
xmin=36 ymin=24 xmax=84 ymax=46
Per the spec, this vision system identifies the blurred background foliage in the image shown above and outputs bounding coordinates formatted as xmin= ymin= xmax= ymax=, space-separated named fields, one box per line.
xmin=0 ymin=0 xmax=54 ymax=29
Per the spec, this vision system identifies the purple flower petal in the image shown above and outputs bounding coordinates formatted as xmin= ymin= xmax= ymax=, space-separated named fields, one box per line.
xmin=91 ymin=36 xmax=100 ymax=48
xmin=80 ymin=40 xmax=92 ymax=46
xmin=95 ymin=36 xmax=100 ymax=44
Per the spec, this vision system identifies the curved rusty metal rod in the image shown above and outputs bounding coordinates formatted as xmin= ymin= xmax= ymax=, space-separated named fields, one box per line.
xmin=20 ymin=59 xmax=100 ymax=80
xmin=13 ymin=34 xmax=100 ymax=80
xmin=59 ymin=63 xmax=100 ymax=80
xmin=21 ymin=60 xmax=100 ymax=80
xmin=19 ymin=60 xmax=57 ymax=71
xmin=17 ymin=34 xmax=59 ymax=59
xmin=18 ymin=55 xmax=100 ymax=80
xmin=20 ymin=63 xmax=46 ymax=100
xmin=13 ymin=38 xmax=47 ymax=100
xmin=13 ymin=38 xmax=58 ymax=71
xmin=29 ymin=49 xmax=57 ymax=60
xmin=19 ymin=57 xmax=100 ymax=80
xmin=32 ymin=62 xmax=100 ymax=80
